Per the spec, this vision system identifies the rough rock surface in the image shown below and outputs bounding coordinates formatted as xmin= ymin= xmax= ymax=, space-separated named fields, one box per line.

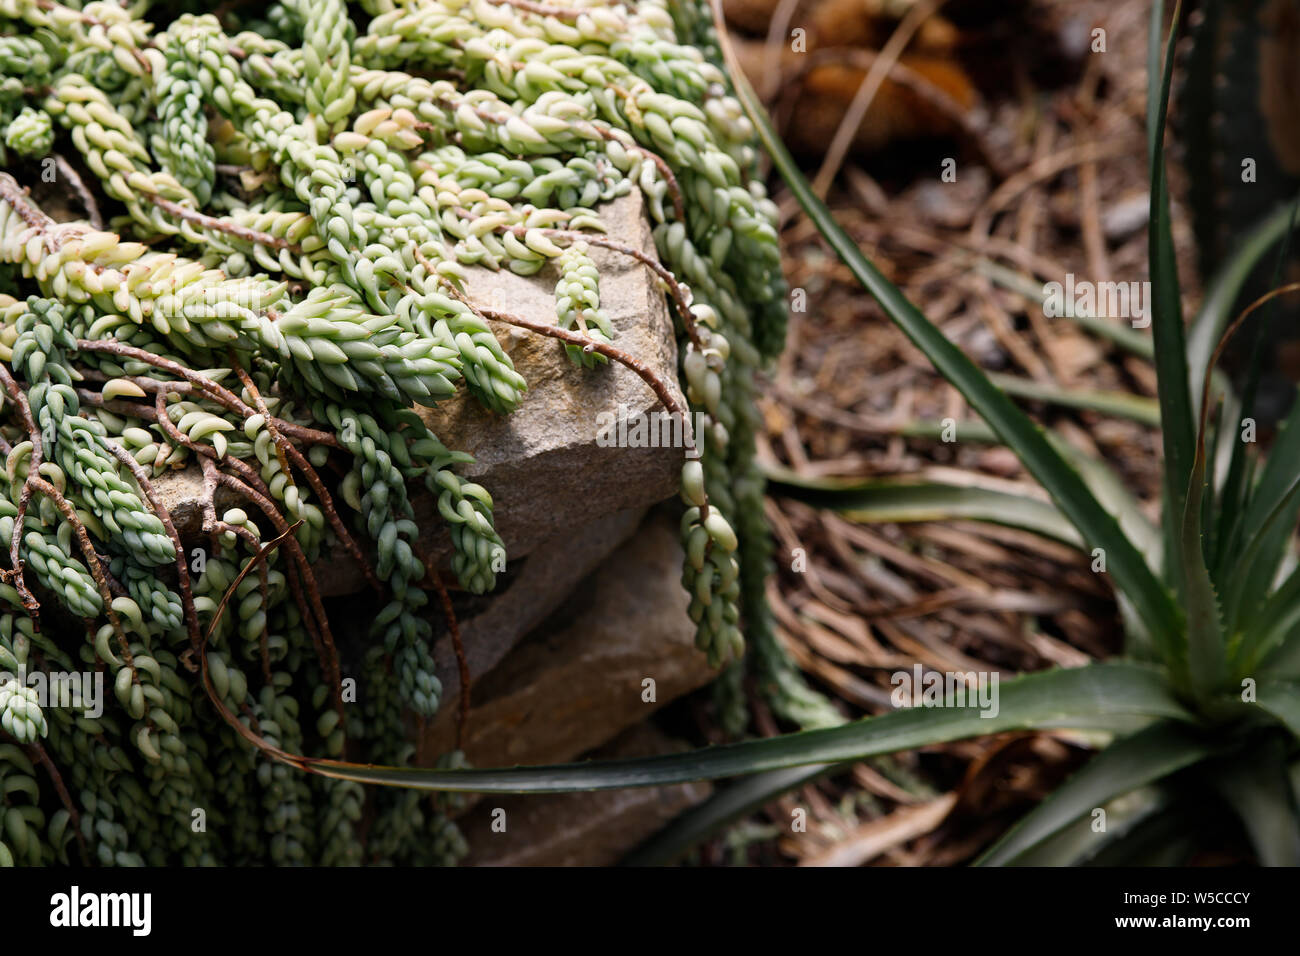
xmin=416 ymin=189 xmax=686 ymax=563
xmin=151 ymin=191 xmax=685 ymax=595
xmin=421 ymin=509 xmax=716 ymax=766
xmin=427 ymin=505 xmax=646 ymax=708
xmin=459 ymin=724 xmax=713 ymax=866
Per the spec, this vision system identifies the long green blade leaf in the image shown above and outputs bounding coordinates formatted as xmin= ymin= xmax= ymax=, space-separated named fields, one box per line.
xmin=988 ymin=374 xmax=1161 ymax=426
xmin=1252 ymin=681 xmax=1300 ymax=737
xmin=1201 ymin=203 xmax=1298 ymax=572
xmin=623 ymin=763 xmax=839 ymax=866
xmin=899 ymin=419 xmax=1000 ymax=443
xmin=711 ymin=1 xmax=1181 ymax=656
xmin=977 ymin=260 xmax=1155 ymax=359
xmin=1263 ymin=636 xmax=1300 ymax=679
xmin=1210 ymin=205 xmax=1300 ymax=618
xmin=976 ymin=720 xmax=1214 ymax=865
xmin=1180 ymin=416 xmax=1228 ymax=697
xmin=1084 ymin=806 xmax=1198 ymax=866
xmin=771 ymin=431 xmax=1162 ymax=567
xmin=1146 ymin=0 xmax=1168 ymax=170
xmin=1188 ymin=200 xmax=1300 ymax=411
xmin=291 ymin=663 xmax=1190 ymax=793
xmin=1207 ymin=736 xmax=1300 ymax=866
xmin=764 ymin=470 xmax=1082 ymax=547
xmin=985 ymin=784 xmax=1174 ymax=867
xmin=1222 ymin=466 xmax=1300 ymax=638
xmin=1238 ymin=561 xmax=1300 ymax=676
xmin=1222 ymin=382 xmax=1300 ymax=628
xmin=1149 ymin=1 xmax=1196 ymax=606
xmin=1148 ymin=1 xmax=1227 ymax=698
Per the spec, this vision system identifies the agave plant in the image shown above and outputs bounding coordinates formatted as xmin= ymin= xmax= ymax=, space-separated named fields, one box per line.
xmin=271 ymin=1 xmax=1300 ymax=867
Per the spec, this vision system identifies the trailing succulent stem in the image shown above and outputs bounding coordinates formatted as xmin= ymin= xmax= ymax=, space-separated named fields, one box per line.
xmin=0 ymin=0 xmax=791 ymax=866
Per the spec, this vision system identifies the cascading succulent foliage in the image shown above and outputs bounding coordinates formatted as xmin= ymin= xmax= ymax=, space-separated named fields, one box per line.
xmin=208 ymin=0 xmax=1300 ymax=871
xmin=0 ymin=0 xmax=801 ymax=865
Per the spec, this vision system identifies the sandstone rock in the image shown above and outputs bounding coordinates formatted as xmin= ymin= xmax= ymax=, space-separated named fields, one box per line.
xmin=150 ymin=190 xmax=685 ymax=594
xmin=428 ymin=505 xmax=645 ymax=706
xmin=421 ymin=510 xmax=716 ymax=767
xmin=459 ymin=724 xmax=713 ymax=867
xmin=415 ymin=189 xmax=686 ymax=563
xmin=149 ymin=464 xmax=229 ymax=537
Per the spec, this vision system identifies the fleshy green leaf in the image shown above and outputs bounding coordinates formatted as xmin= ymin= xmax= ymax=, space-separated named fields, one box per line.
xmin=984 ymin=784 xmax=1174 ymax=866
xmin=976 ymin=720 xmax=1215 ymax=865
xmin=1148 ymin=0 xmax=1196 ymax=603
xmin=1206 ymin=736 xmax=1300 ymax=866
xmin=1152 ymin=0 xmax=1227 ymax=700
xmin=1259 ymin=623 xmax=1300 ymax=678
xmin=1238 ymin=562 xmax=1300 ymax=676
xmin=1221 ymin=382 xmax=1300 ymax=634
xmin=623 ymin=764 xmax=839 ymax=866
xmin=1083 ymin=807 xmax=1198 ymax=866
xmin=1204 ymin=203 xmax=1299 ymax=577
xmin=1251 ymin=681 xmax=1300 ymax=737
xmin=1179 ymin=406 xmax=1228 ymax=698
xmin=1200 ymin=203 xmax=1298 ymax=575
xmin=1187 ymin=200 xmax=1300 ymax=412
